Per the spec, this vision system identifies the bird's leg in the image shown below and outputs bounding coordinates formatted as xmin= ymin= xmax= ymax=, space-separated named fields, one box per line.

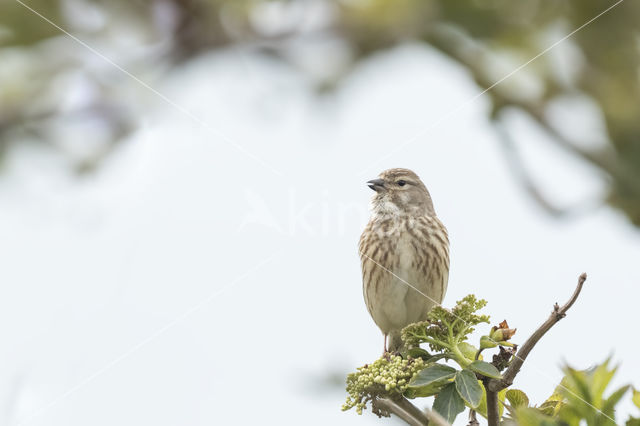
xmin=383 ymin=334 xmax=388 ymax=355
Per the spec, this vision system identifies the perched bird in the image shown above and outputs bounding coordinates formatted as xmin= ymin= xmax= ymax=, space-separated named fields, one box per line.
xmin=359 ymin=168 xmax=450 ymax=353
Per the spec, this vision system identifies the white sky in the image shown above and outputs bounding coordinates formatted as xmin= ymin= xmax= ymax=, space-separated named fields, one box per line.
xmin=1 ymin=43 xmax=639 ymax=425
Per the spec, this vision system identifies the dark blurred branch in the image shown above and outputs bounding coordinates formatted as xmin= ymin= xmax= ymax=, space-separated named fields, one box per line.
xmin=494 ymin=117 xmax=602 ymax=217
xmin=425 ymin=25 xmax=640 ymax=210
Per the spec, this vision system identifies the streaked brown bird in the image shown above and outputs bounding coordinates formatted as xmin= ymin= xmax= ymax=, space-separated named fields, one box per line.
xmin=359 ymin=168 xmax=450 ymax=353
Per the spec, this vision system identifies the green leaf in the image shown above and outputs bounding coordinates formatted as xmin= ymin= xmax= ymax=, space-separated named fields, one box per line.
xmin=537 ymin=400 xmax=561 ymax=416
xmin=515 ymin=407 xmax=563 ymax=426
xmin=433 ymin=382 xmax=466 ymax=424
xmin=547 ymin=375 xmax=571 ymax=403
xmin=455 ymin=369 xmax=483 ymax=408
xmin=406 ymin=363 xmax=457 ymax=397
xmin=632 ymin=388 xmax=640 ymax=410
xmin=591 ymin=358 xmax=616 ymax=403
xmin=506 ymin=389 xmax=530 ymax=408
xmin=409 ymin=364 xmax=457 ymax=386
xmin=602 ymin=384 xmax=630 ymax=416
xmin=479 ymin=335 xmax=498 ymax=349
xmin=406 ymin=347 xmax=432 ymax=361
xmin=468 ymin=360 xmax=502 ymax=379
xmin=561 ymin=366 xmax=592 ymax=402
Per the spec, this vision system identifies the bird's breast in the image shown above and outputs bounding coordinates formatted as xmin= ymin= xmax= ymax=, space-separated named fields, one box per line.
xmin=395 ymin=230 xmax=417 ymax=275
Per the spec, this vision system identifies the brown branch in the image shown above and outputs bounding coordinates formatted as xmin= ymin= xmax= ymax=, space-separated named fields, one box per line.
xmin=373 ymin=398 xmax=426 ymax=426
xmin=480 ymin=273 xmax=587 ymax=426
xmin=485 ymin=383 xmax=500 ymax=426
xmin=488 ymin=272 xmax=587 ymax=392
xmin=369 ymin=273 xmax=586 ymax=426
xmin=467 ymin=409 xmax=480 ymax=426
xmin=423 ymin=406 xmax=451 ymax=426
xmin=395 ymin=398 xmax=431 ymax=425
xmin=373 ymin=397 xmax=451 ymax=426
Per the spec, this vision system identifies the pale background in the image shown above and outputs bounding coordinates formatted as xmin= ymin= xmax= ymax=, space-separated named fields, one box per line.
xmin=1 ymin=3 xmax=639 ymax=425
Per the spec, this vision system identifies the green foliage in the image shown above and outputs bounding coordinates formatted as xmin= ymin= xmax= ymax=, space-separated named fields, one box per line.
xmin=401 ymin=295 xmax=489 ymax=353
xmin=512 ymin=359 xmax=634 ymax=426
xmin=632 ymin=388 xmax=640 ymax=409
xmin=455 ymin=370 xmax=483 ymax=408
xmin=506 ymin=389 xmax=530 ymax=408
xmin=630 ymin=388 xmax=640 ymax=425
xmin=467 ymin=360 xmax=502 ymax=379
xmin=406 ymin=364 xmax=456 ymax=397
xmin=515 ymin=407 xmax=566 ymax=426
xmin=344 ymin=297 xmax=637 ymax=426
xmin=432 ymin=382 xmax=466 ymax=424
xmin=345 ymin=295 xmax=509 ymax=424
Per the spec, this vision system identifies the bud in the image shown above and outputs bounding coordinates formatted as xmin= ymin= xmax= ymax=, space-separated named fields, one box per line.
xmin=490 ymin=320 xmax=517 ymax=342
xmin=480 ymin=335 xmax=498 ymax=349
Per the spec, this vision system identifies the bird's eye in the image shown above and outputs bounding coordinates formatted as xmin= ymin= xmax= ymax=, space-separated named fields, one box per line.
xmin=397 ymin=180 xmax=406 ymax=186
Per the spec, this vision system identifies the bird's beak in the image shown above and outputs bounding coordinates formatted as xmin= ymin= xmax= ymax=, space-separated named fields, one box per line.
xmin=367 ymin=178 xmax=385 ymax=192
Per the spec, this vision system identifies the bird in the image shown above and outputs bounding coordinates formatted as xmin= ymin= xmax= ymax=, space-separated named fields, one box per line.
xmin=358 ymin=168 xmax=450 ymax=354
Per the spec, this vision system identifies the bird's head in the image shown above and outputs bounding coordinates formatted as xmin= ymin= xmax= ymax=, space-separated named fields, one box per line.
xmin=367 ymin=168 xmax=435 ymax=217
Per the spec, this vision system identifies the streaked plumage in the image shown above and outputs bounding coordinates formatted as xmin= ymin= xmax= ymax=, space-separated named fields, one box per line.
xmin=359 ymin=168 xmax=450 ymax=353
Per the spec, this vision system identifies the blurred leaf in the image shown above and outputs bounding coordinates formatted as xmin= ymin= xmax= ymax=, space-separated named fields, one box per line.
xmin=602 ymin=385 xmax=630 ymax=417
xmin=627 ymin=417 xmax=640 ymax=426
xmin=537 ymin=400 xmax=562 ymax=416
xmin=632 ymin=388 xmax=640 ymax=410
xmin=515 ymin=407 xmax=565 ymax=426
xmin=541 ymin=359 xmax=629 ymax=425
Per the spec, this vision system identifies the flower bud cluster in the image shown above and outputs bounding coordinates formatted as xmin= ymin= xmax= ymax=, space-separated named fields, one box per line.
xmin=342 ymin=355 xmax=425 ymax=415
xmin=401 ymin=294 xmax=489 ymax=351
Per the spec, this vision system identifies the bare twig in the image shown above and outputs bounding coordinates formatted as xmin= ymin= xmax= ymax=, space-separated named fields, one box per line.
xmin=369 ymin=273 xmax=587 ymax=426
xmin=422 ymin=406 xmax=451 ymax=426
xmin=480 ymin=273 xmax=587 ymax=426
xmin=467 ymin=409 xmax=480 ymax=426
xmin=395 ymin=398 xmax=431 ymax=425
xmin=488 ymin=273 xmax=587 ymax=392
xmin=485 ymin=384 xmax=500 ymax=426
xmin=373 ymin=398 xmax=426 ymax=426
xmin=374 ymin=397 xmax=451 ymax=426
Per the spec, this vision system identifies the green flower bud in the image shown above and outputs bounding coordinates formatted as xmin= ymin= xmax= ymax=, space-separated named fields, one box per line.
xmin=480 ymin=335 xmax=498 ymax=349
